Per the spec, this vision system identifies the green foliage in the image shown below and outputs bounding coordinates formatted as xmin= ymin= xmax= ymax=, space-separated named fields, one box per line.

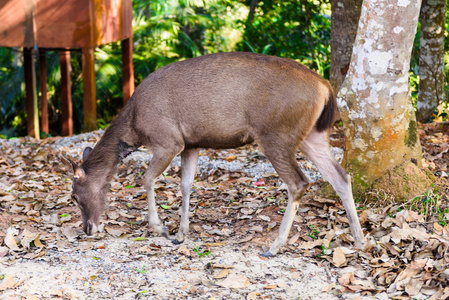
xmin=2 ymin=0 xmax=447 ymax=136
xmin=239 ymin=0 xmax=331 ymax=77
xmin=308 ymin=223 xmax=320 ymax=240
xmin=192 ymin=243 xmax=212 ymax=259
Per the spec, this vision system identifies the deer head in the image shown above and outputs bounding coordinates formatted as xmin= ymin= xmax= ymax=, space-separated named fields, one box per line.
xmin=61 ymin=147 xmax=105 ymax=235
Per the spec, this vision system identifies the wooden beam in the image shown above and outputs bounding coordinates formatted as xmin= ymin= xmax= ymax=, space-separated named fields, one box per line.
xmin=82 ymin=47 xmax=96 ymax=132
xmin=39 ymin=49 xmax=49 ymax=135
xmin=60 ymin=50 xmax=72 ymax=136
xmin=122 ymin=37 xmax=135 ymax=106
xmin=24 ymin=47 xmax=39 ymax=138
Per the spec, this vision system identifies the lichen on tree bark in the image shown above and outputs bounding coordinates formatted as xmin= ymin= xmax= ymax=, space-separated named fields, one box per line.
xmin=337 ymin=0 xmax=433 ymax=200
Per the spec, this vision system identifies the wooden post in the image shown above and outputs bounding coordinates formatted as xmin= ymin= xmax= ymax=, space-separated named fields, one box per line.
xmin=24 ymin=47 xmax=39 ymax=138
xmin=39 ymin=49 xmax=49 ymax=135
xmin=60 ymin=50 xmax=72 ymax=136
xmin=122 ymin=37 xmax=135 ymax=106
xmin=82 ymin=47 xmax=96 ymax=132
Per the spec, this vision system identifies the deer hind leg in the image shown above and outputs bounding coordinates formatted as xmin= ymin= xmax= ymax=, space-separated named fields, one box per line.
xmin=299 ymin=129 xmax=364 ymax=248
xmin=145 ymin=146 xmax=182 ymax=239
xmin=173 ymin=148 xmax=200 ymax=244
xmin=258 ymin=137 xmax=310 ymax=257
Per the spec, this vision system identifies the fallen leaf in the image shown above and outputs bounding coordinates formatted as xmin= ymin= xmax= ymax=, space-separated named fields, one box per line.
xmin=20 ymin=228 xmax=39 ymax=249
xmin=0 ymin=274 xmax=16 ymax=291
xmin=61 ymin=226 xmax=79 ymax=241
xmin=264 ymin=284 xmax=277 ymax=289
xmin=105 ymin=226 xmax=124 ymax=237
xmin=333 ymin=247 xmax=346 ymax=267
xmin=214 ymin=268 xmax=229 ymax=279
xmin=200 ymin=277 xmax=216 ymax=288
xmin=211 ymin=264 xmax=234 ymax=269
xmin=405 ymin=278 xmax=424 ymax=296
xmin=298 ymin=239 xmax=324 ymax=250
xmin=322 ymin=282 xmax=336 ymax=292
xmin=0 ymin=247 xmax=9 ymax=257
xmin=5 ymin=230 xmax=20 ymax=251
xmin=217 ymin=274 xmax=250 ymax=289
xmin=177 ymin=245 xmax=191 ymax=256
xmin=288 ymin=232 xmax=300 ymax=245
xmin=339 ymin=272 xmax=355 ymax=285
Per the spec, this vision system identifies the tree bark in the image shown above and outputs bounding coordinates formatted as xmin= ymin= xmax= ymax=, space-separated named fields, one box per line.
xmin=337 ymin=0 xmax=432 ymax=200
xmin=330 ymin=0 xmax=363 ymax=93
xmin=416 ymin=0 xmax=446 ymax=122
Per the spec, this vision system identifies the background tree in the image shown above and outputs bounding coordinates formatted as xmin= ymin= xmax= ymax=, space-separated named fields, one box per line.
xmin=329 ymin=0 xmax=362 ymax=93
xmin=338 ymin=0 xmax=433 ymax=199
xmin=240 ymin=0 xmax=331 ymax=76
xmin=416 ymin=0 xmax=446 ymax=122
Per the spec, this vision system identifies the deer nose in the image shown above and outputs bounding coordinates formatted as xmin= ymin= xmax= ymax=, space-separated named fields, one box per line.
xmin=84 ymin=220 xmax=98 ymax=235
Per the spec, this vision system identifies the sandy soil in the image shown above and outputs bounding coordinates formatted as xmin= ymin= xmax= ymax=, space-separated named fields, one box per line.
xmin=1 ymin=236 xmax=342 ymax=299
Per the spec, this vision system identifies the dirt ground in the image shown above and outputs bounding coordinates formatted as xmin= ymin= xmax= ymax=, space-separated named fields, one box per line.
xmin=1 ymin=236 xmax=345 ymax=299
xmin=1 ymin=123 xmax=449 ymax=299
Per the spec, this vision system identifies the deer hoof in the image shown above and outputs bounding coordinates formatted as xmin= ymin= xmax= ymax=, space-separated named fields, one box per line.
xmin=161 ymin=226 xmax=170 ymax=239
xmin=260 ymin=250 xmax=274 ymax=257
xmin=172 ymin=232 xmax=185 ymax=244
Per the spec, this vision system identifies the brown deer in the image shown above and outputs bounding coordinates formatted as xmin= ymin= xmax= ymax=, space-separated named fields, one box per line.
xmin=62 ymin=52 xmax=364 ymax=256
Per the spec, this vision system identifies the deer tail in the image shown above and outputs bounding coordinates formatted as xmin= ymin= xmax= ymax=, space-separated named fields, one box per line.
xmin=315 ymin=84 xmax=337 ymax=132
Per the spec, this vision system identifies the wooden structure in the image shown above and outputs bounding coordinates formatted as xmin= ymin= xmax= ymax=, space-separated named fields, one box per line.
xmin=0 ymin=0 xmax=135 ymax=137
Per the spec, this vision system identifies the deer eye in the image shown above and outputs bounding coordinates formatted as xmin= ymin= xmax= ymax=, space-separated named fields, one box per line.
xmin=72 ymin=194 xmax=80 ymax=203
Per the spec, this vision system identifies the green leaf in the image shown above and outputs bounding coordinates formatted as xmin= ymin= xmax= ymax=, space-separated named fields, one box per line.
xmin=160 ymin=205 xmax=171 ymax=210
xmin=132 ymin=237 xmax=148 ymax=241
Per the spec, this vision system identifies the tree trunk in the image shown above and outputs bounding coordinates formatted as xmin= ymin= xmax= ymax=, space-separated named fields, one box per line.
xmin=416 ymin=0 xmax=446 ymax=122
xmin=330 ymin=0 xmax=363 ymax=93
xmin=337 ymin=0 xmax=432 ymax=200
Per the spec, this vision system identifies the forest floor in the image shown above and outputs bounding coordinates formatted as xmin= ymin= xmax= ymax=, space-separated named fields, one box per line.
xmin=0 ymin=122 xmax=448 ymax=299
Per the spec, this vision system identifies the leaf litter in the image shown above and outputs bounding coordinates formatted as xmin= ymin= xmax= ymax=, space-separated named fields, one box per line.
xmin=0 ymin=123 xmax=448 ymax=299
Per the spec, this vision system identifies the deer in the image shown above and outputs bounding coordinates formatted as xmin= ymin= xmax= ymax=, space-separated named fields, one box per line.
xmin=62 ymin=52 xmax=364 ymax=256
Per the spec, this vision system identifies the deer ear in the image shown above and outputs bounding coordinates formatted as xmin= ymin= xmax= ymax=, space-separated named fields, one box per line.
xmin=60 ymin=155 xmax=86 ymax=181
xmin=83 ymin=147 xmax=92 ymax=161
xmin=73 ymin=165 xmax=86 ymax=181
xmin=60 ymin=155 xmax=77 ymax=173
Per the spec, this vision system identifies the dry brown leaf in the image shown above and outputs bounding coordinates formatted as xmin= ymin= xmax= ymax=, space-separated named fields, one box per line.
xmin=34 ymin=235 xmax=45 ymax=248
xmin=0 ymin=274 xmax=16 ymax=291
xmin=61 ymin=226 xmax=79 ymax=241
xmin=20 ymin=228 xmax=39 ymax=249
xmin=264 ymin=284 xmax=277 ymax=289
xmin=298 ymin=239 xmax=324 ymax=250
xmin=212 ymin=263 xmax=234 ymax=269
xmin=247 ymin=292 xmax=259 ymax=300
xmin=333 ymin=247 xmax=346 ymax=267
xmin=105 ymin=226 xmax=124 ymax=237
xmin=338 ymin=272 xmax=354 ymax=285
xmin=322 ymin=282 xmax=336 ymax=292
xmin=288 ymin=232 xmax=300 ymax=245
xmin=411 ymin=258 xmax=428 ymax=269
xmin=177 ymin=245 xmax=191 ymax=256
xmin=5 ymin=230 xmax=20 ymax=251
xmin=433 ymin=222 xmax=443 ymax=234
xmin=394 ymin=267 xmax=420 ymax=290
xmin=0 ymin=247 xmax=9 ymax=257
xmin=214 ymin=268 xmax=229 ymax=279
xmin=405 ymin=278 xmax=424 ymax=296
xmin=217 ymin=274 xmax=250 ymax=289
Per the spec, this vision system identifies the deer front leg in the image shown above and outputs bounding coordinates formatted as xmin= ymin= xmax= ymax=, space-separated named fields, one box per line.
xmin=145 ymin=147 xmax=180 ymax=239
xmin=173 ymin=148 xmax=200 ymax=244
